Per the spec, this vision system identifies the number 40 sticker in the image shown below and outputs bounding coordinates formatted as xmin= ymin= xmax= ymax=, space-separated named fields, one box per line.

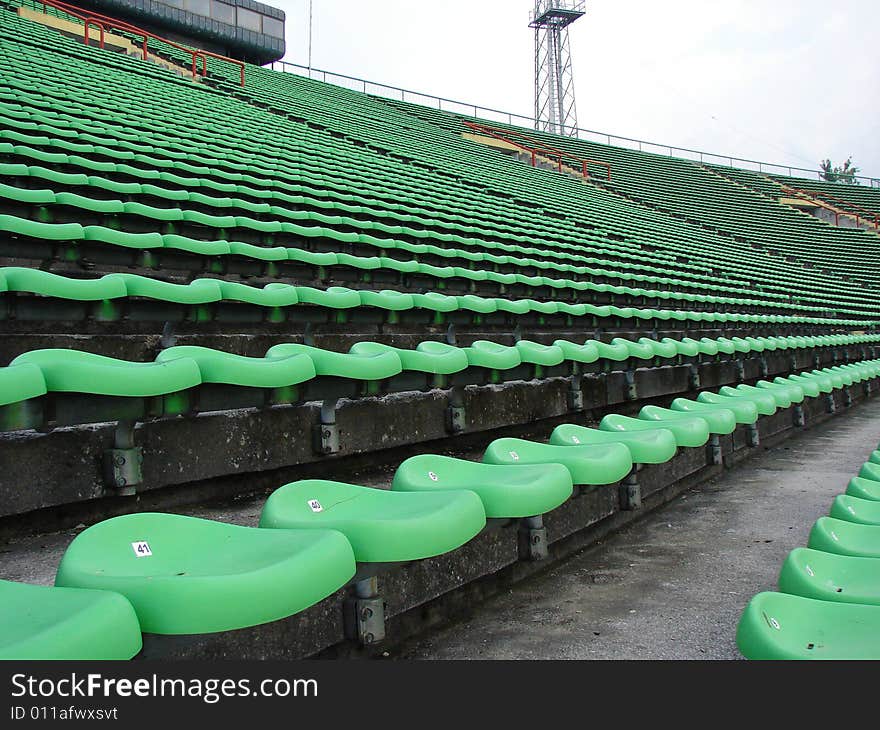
xmin=131 ymin=541 xmax=153 ymax=558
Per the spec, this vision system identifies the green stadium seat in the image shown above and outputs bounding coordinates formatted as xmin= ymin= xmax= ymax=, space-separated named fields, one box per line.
xmin=599 ymin=413 xmax=710 ymax=448
xmin=156 ymin=346 xmax=316 ymax=388
xmin=259 ymin=479 xmax=486 ymax=563
xmin=391 ymin=454 xmax=573 ymax=518
xmin=0 ymin=580 xmax=142 ymax=660
xmin=736 ymin=591 xmax=880 ymax=660
xmin=847 ymin=475 xmax=880 ymax=501
xmin=55 ymin=513 xmax=356 ymax=635
xmin=829 ymin=494 xmax=880 ymax=525
xmin=10 ymin=349 xmax=202 ymax=397
xmin=778 ymin=547 xmax=880 ymax=606
xmin=482 ymin=437 xmax=633 ymax=485
xmin=807 ymin=516 xmax=880 ymax=558
xmin=639 ymin=404 xmax=735 ymax=435
xmin=549 ymin=423 xmax=677 ymax=464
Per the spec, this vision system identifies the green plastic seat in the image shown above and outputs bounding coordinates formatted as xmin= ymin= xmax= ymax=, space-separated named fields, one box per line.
xmin=549 ymin=423 xmax=676 ymax=464
xmin=391 ymin=454 xmax=573 ymax=518
xmin=1 ymin=267 xmax=128 ymax=301
xmin=695 ymin=391 xmax=760 ymax=423
xmin=734 ymin=383 xmax=791 ymax=408
xmin=859 ymin=462 xmax=880 ymax=483
xmin=847 ymin=476 xmax=880 ymax=501
xmin=0 ymin=363 xmax=47 ymax=407
xmin=669 ymin=397 xmax=743 ymax=427
xmin=593 ymin=341 xmax=630 ymax=362
xmin=829 ymin=494 xmax=880 ymax=525
xmin=266 ymin=343 xmax=402 ymax=381
xmin=736 ymin=591 xmax=880 ymax=659
xmin=808 ymin=516 xmax=880 ymax=558
xmin=462 ymin=341 xmax=522 ymax=371
xmin=779 ymin=547 xmax=880 ymax=606
xmin=349 ymin=341 xmax=468 ymax=375
xmin=259 ymin=479 xmax=485 ymax=563
xmin=156 ymin=346 xmax=316 ymax=388
xmin=665 ymin=337 xmax=699 ymax=357
xmin=779 ymin=375 xmax=820 ymax=398
xmin=55 ymin=513 xmax=356 ymax=635
xmin=756 ymin=379 xmax=805 ymax=404
xmin=640 ymin=404 xmax=735 ymax=435
xmin=11 ymin=349 xmax=202 ymax=397
xmin=482 ymin=437 xmax=632 ymax=485
xmin=553 ymin=340 xmax=600 ymax=364
xmin=797 ymin=371 xmax=834 ymax=393
xmin=0 ymin=580 xmax=142 ymax=660
xmin=717 ymin=386 xmax=777 ymax=415
xmin=106 ymin=273 xmax=222 ymax=304
xmin=600 ymin=412 xmax=709 ymax=448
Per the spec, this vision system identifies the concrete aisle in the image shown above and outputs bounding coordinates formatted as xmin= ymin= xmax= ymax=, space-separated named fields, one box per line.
xmin=393 ymin=399 xmax=880 ymax=660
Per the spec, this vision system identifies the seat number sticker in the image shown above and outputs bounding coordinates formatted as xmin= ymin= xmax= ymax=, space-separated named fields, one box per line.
xmin=509 ymin=451 xmax=519 ymax=460
xmin=131 ymin=541 xmax=152 ymax=558
xmin=571 ymin=436 xmax=581 ymax=444
xmin=308 ymin=499 xmax=323 ymax=513
xmin=428 ymin=471 xmax=439 ymax=482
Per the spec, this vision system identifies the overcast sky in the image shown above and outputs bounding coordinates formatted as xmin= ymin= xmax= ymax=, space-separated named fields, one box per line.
xmin=271 ymin=0 xmax=879 ymax=182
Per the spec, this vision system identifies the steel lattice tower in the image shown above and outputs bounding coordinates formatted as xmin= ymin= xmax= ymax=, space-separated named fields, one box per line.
xmin=530 ymin=1 xmax=585 ymax=137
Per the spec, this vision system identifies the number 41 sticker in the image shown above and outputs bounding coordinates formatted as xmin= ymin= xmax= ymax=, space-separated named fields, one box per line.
xmin=131 ymin=541 xmax=153 ymax=557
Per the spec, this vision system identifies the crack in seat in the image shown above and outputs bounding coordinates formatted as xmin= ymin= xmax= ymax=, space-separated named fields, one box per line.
xmin=482 ymin=438 xmax=632 ymax=485
xmin=599 ymin=412 xmax=710 ymax=448
xmin=736 ymin=591 xmax=880 ymax=659
xmin=0 ymin=579 xmax=142 ymax=660
xmin=260 ymin=479 xmax=486 ymax=563
xmin=55 ymin=513 xmax=356 ymax=635
xmin=391 ymin=454 xmax=573 ymax=518
xmin=807 ymin=516 xmax=880 ymax=558
xmin=549 ymin=423 xmax=677 ymax=464
xmin=779 ymin=547 xmax=880 ymax=606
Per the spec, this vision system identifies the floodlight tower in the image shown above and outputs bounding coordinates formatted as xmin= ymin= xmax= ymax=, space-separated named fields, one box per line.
xmin=530 ymin=0 xmax=586 ymax=137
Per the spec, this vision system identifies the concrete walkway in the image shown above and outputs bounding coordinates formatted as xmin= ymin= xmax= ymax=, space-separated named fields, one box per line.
xmin=393 ymin=399 xmax=880 ymax=660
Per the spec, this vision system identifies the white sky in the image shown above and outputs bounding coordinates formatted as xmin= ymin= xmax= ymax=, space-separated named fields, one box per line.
xmin=271 ymin=0 xmax=879 ymax=181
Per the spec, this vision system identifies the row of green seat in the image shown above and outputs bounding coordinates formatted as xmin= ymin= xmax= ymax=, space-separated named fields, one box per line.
xmin=0 ymin=266 xmax=871 ymax=327
xmin=4 ymin=358 xmax=876 ymax=658
xmin=737 ymin=441 xmax=880 ymax=659
xmin=0 ymin=212 xmax=847 ymax=317
xmin=1 ymin=334 xmax=875 ymax=415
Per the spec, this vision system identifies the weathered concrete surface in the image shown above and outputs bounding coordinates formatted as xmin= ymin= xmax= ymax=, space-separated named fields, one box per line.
xmin=391 ymin=398 xmax=880 ymax=660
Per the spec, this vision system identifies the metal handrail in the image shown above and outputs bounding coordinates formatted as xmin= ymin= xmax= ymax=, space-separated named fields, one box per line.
xmin=781 ymin=186 xmax=880 ymax=230
xmin=271 ymin=59 xmax=879 ymax=188
xmin=31 ymin=0 xmax=245 ymax=86
xmin=464 ymin=120 xmax=611 ymax=181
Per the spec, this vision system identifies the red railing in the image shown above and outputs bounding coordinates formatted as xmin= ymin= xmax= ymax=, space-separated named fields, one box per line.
xmin=464 ymin=120 xmax=611 ymax=181
xmin=30 ymin=0 xmax=245 ymax=86
xmin=781 ymin=185 xmax=880 ymax=231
